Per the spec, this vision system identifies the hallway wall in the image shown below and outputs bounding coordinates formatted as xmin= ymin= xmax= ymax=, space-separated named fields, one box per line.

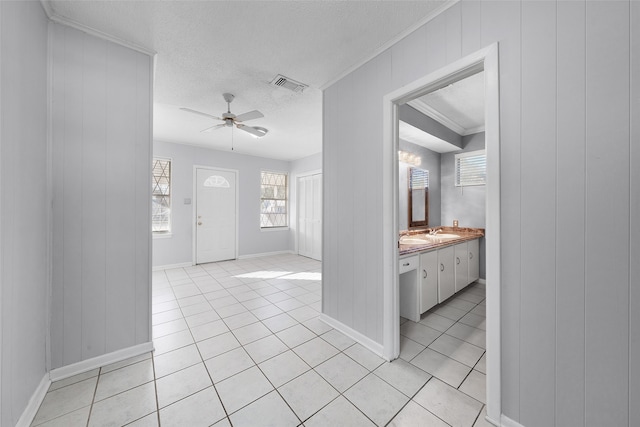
xmin=49 ymin=23 xmax=153 ymax=369
xmin=0 ymin=1 xmax=49 ymax=425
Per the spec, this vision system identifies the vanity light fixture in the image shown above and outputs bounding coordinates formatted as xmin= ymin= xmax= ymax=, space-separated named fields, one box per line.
xmin=398 ymin=150 xmax=421 ymax=166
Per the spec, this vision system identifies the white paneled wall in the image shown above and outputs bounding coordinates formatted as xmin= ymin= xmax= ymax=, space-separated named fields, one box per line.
xmin=631 ymin=4 xmax=640 ymax=426
xmin=323 ymin=1 xmax=639 ymax=425
xmin=584 ymin=3 xmax=630 ymax=426
xmin=555 ymin=2 xmax=586 ymax=425
xmin=50 ymin=23 xmax=153 ymax=369
xmin=0 ymin=1 xmax=49 ymax=425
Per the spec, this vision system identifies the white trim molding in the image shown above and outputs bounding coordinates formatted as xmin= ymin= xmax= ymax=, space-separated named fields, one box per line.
xmin=320 ymin=0 xmax=459 ymax=90
xmin=237 ymin=250 xmax=294 ymax=260
xmin=152 ymin=262 xmax=193 ymax=271
xmin=382 ymin=43 xmax=501 ymax=422
xmin=39 ymin=1 xmax=156 ymax=57
xmin=500 ymin=414 xmax=525 ymax=427
xmin=319 ymin=314 xmax=384 ymax=357
xmin=406 ymin=99 xmax=487 ymax=137
xmin=49 ymin=341 xmax=154 ymax=382
xmin=15 ymin=374 xmax=51 ymax=427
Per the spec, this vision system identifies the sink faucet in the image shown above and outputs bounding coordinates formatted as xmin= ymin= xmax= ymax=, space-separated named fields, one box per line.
xmin=429 ymin=229 xmax=441 ymax=236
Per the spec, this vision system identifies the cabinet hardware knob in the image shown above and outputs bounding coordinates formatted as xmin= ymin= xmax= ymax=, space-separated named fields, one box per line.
xmin=440 ymin=264 xmax=444 ymax=272
xmin=423 ymin=270 xmax=427 ymax=278
xmin=402 ymin=262 xmax=410 ymax=267
xmin=456 ymin=257 xmax=460 ymax=265
xmin=469 ymin=253 xmax=473 ymax=259
xmin=198 ymin=222 xmax=202 ymax=226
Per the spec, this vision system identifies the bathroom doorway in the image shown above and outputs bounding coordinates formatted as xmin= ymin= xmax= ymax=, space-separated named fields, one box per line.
xmin=381 ymin=44 xmax=501 ymax=422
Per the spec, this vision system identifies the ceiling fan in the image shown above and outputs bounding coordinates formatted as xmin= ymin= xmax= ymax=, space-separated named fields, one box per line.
xmin=180 ymin=93 xmax=268 ymax=138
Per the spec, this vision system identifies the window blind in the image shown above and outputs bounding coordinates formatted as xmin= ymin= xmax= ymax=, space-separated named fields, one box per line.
xmin=455 ymin=150 xmax=486 ymax=187
xmin=410 ymin=168 xmax=429 ymax=190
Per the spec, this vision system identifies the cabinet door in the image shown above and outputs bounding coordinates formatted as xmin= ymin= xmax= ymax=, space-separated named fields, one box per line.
xmin=399 ymin=256 xmax=420 ymax=322
xmin=420 ymin=251 xmax=438 ymax=313
xmin=468 ymin=238 xmax=480 ymax=284
xmin=438 ymin=246 xmax=455 ymax=303
xmin=455 ymin=242 xmax=469 ymax=292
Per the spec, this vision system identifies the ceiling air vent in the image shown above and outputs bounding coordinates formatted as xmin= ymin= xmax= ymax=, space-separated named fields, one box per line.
xmin=270 ymin=74 xmax=308 ymax=93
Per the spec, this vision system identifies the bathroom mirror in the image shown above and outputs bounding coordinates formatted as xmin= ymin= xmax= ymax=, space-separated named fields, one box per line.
xmin=408 ymin=167 xmax=429 ymax=227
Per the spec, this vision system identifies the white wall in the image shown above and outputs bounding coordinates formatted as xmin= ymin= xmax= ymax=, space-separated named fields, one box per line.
xmin=153 ymin=141 xmax=294 ymax=267
xmin=0 ymin=1 xmax=49 ymax=424
xmin=323 ymin=1 xmax=640 ymax=425
xmin=50 ymin=23 xmax=153 ymax=369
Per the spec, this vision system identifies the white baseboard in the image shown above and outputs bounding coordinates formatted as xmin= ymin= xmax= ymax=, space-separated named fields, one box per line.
xmin=238 ymin=250 xmax=294 ymax=260
xmin=319 ymin=314 xmax=384 ymax=357
xmin=49 ymin=341 xmax=154 ymax=382
xmin=16 ymin=373 xmax=51 ymax=427
xmin=500 ymin=414 xmax=525 ymax=427
xmin=152 ymin=262 xmax=192 ymax=271
xmin=477 ymin=278 xmax=487 ymax=285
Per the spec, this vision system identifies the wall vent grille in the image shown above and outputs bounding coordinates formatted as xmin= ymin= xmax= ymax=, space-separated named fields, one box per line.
xmin=270 ymin=74 xmax=308 ymax=93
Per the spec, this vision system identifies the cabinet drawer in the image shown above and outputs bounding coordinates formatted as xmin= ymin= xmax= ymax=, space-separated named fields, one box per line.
xmin=399 ymin=256 xmax=419 ymax=274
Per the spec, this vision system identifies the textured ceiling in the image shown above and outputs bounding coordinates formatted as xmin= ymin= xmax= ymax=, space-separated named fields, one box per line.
xmin=48 ymin=0 xmax=449 ymax=161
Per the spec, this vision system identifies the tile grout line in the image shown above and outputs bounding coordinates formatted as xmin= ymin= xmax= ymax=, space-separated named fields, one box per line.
xmin=150 ymin=354 xmax=161 ymax=427
xmin=84 ymin=367 xmax=101 ymax=427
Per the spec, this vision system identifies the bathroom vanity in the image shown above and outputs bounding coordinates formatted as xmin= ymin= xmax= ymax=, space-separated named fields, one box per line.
xmin=398 ymin=227 xmax=483 ymax=322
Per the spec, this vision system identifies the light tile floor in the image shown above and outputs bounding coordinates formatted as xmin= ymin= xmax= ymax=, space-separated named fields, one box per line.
xmin=32 ymin=254 xmax=491 ymax=427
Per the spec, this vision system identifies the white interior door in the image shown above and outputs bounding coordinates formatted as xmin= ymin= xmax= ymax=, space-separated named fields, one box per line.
xmin=298 ymin=173 xmax=322 ymax=261
xmin=196 ymin=168 xmax=236 ymax=264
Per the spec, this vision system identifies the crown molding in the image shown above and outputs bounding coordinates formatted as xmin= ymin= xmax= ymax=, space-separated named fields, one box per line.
xmin=465 ymin=124 xmax=486 ymax=135
xmin=39 ymin=0 xmax=54 ymax=19
xmin=319 ymin=0 xmax=460 ymax=90
xmin=39 ymin=0 xmax=156 ymax=57
xmin=407 ymin=98 xmax=485 ymax=137
xmin=408 ymin=98 xmax=466 ymax=135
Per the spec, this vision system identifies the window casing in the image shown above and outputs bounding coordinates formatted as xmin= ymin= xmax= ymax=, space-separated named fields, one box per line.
xmin=152 ymin=158 xmax=171 ymax=233
xmin=455 ymin=150 xmax=486 ymax=187
xmin=260 ymin=171 xmax=288 ymax=228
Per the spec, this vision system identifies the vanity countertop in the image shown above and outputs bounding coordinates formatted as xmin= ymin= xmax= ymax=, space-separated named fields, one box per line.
xmin=399 ymin=226 xmax=484 ymax=257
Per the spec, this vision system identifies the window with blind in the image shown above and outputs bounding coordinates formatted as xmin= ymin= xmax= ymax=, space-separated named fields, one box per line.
xmin=455 ymin=150 xmax=486 ymax=187
xmin=260 ymin=171 xmax=288 ymax=228
xmin=152 ymin=158 xmax=171 ymax=233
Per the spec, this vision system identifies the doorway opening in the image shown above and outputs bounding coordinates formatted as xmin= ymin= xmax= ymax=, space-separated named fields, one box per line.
xmin=381 ymin=44 xmax=501 ymax=423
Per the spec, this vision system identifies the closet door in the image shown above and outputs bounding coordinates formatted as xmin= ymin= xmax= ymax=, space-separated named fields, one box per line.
xmin=298 ymin=173 xmax=322 ymax=261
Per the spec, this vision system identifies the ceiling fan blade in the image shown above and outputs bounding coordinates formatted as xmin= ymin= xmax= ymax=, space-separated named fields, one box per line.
xmin=180 ymin=107 xmax=223 ymax=121
xmin=234 ymin=110 xmax=264 ymax=122
xmin=201 ymin=123 xmax=226 ymax=133
xmin=236 ymin=124 xmax=268 ymax=137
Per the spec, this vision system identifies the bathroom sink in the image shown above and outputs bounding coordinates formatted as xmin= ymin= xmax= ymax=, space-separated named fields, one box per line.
xmin=428 ymin=233 xmax=460 ymax=240
xmin=399 ymin=236 xmax=431 ymax=245
xmin=400 ymin=233 xmax=461 ymax=246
